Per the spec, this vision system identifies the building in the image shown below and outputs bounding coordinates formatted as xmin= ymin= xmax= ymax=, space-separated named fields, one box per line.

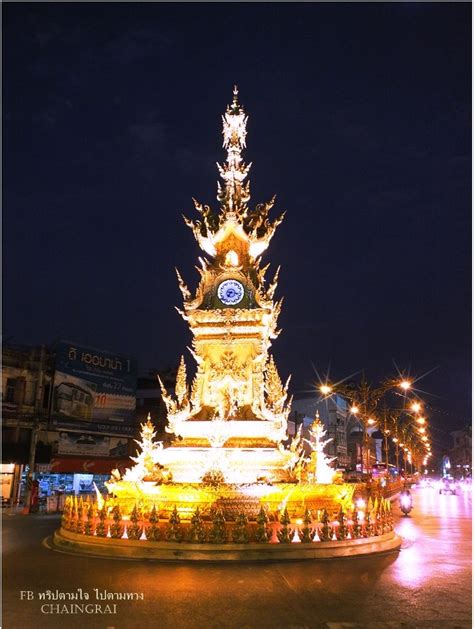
xmin=289 ymin=394 xmax=352 ymax=468
xmin=2 ymin=344 xmax=55 ymax=505
xmin=289 ymin=394 xmax=387 ymax=473
xmin=450 ymin=427 xmax=472 ymax=477
xmin=2 ymin=341 xmax=138 ymax=507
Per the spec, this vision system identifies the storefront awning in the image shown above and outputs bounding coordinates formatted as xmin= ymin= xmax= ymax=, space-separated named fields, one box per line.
xmin=50 ymin=457 xmax=130 ymax=474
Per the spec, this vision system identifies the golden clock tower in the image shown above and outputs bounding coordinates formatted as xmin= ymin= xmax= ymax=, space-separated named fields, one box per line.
xmin=158 ymin=88 xmax=296 ymax=483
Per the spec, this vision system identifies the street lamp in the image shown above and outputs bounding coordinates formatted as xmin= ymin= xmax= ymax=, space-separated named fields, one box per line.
xmin=318 ymin=375 xmax=419 ymax=482
xmin=319 ymin=384 xmax=333 ymax=396
xmin=347 ymin=401 xmax=374 ymax=477
xmin=392 ymin=436 xmax=400 ymax=472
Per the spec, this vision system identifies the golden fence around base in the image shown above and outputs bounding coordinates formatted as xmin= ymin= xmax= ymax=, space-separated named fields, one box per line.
xmin=60 ymin=492 xmax=394 ymax=545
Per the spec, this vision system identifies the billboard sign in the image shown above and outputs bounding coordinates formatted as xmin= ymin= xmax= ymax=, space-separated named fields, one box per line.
xmin=56 ymin=431 xmax=129 ymax=457
xmin=53 ymin=341 xmax=137 ymax=428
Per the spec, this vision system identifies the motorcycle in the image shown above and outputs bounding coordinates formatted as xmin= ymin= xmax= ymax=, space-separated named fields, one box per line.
xmin=399 ymin=489 xmax=413 ymax=516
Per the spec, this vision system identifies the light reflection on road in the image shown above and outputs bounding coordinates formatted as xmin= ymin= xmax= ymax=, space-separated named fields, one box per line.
xmin=393 ymin=485 xmax=472 ymax=588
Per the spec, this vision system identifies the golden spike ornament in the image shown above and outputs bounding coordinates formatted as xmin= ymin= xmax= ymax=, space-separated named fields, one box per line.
xmin=175 ymin=268 xmax=191 ymax=301
xmin=175 ymin=356 xmax=188 ymax=406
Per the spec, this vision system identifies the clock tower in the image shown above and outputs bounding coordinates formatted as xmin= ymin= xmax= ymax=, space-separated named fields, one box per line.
xmin=158 ymin=88 xmax=296 ymax=483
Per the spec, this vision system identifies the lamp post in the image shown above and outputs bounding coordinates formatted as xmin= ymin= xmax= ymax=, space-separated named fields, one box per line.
xmin=397 ymin=426 xmax=409 ymax=478
xmin=407 ymin=401 xmax=432 ymax=478
xmin=347 ymin=404 xmax=373 ymax=478
xmin=319 ymin=375 xmax=413 ymax=481
xmin=381 ymin=406 xmax=391 ymax=471
xmin=22 ymin=345 xmax=46 ymax=514
xmin=392 ymin=435 xmax=400 ymax=473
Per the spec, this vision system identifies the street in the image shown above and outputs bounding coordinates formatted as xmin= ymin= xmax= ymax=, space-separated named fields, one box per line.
xmin=2 ymin=486 xmax=472 ymax=629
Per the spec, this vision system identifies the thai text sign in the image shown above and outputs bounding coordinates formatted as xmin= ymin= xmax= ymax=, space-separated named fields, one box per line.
xmin=53 ymin=341 xmax=137 ymax=426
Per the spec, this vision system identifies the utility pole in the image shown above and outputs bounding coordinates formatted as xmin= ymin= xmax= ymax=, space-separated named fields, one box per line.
xmin=22 ymin=345 xmax=45 ymax=514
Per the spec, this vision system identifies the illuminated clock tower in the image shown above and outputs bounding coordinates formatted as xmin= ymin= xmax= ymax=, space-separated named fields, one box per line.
xmin=158 ymin=88 xmax=296 ymax=483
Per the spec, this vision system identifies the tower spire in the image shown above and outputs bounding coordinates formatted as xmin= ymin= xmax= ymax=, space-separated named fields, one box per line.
xmin=217 ymin=86 xmax=251 ymax=215
xmin=231 ymin=84 xmax=240 ymax=113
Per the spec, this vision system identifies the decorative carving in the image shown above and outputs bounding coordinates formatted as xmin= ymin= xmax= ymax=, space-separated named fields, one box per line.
xmin=175 ymin=268 xmax=191 ymax=301
xmin=299 ymin=508 xmax=315 ymax=543
xmin=318 ymin=508 xmax=333 ymax=542
xmin=175 ymin=356 xmax=188 ymax=406
xmin=95 ymin=503 xmax=107 ymax=538
xmin=122 ymin=414 xmax=170 ymax=484
xmin=208 ymin=508 xmax=227 ymax=544
xmin=166 ymin=506 xmax=183 ymax=542
xmin=188 ymin=507 xmax=207 ymax=543
xmin=84 ymin=500 xmax=94 ymax=536
xmin=145 ymin=504 xmax=161 ymax=541
xmin=127 ymin=504 xmax=143 ymax=540
xmin=255 ymin=507 xmax=270 ymax=543
xmin=336 ymin=507 xmax=349 ymax=540
xmin=277 ymin=508 xmax=295 ymax=543
xmin=351 ymin=507 xmax=363 ymax=539
xmin=265 ymin=355 xmax=289 ymax=414
xmin=304 ymin=412 xmax=337 ymax=484
xmin=232 ymin=512 xmax=250 ymax=543
xmin=110 ymin=505 xmax=124 ymax=539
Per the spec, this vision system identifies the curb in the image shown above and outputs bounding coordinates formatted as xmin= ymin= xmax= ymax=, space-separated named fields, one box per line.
xmin=53 ymin=527 xmax=402 ymax=562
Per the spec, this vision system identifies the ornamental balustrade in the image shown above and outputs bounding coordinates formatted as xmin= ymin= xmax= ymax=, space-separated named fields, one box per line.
xmin=61 ymin=495 xmax=394 ymax=544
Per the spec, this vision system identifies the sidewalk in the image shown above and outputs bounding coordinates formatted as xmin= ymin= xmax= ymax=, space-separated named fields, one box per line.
xmin=1 ymin=504 xmax=62 ymax=516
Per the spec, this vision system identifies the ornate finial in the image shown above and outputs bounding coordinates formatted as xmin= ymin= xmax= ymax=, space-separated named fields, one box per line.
xmin=219 ymin=88 xmax=251 ymax=214
xmin=227 ymin=85 xmax=241 ymax=115
xmin=232 ymin=85 xmax=239 ymax=110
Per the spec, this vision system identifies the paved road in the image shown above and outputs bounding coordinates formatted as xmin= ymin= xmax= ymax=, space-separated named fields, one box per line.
xmin=2 ymin=486 xmax=471 ymax=629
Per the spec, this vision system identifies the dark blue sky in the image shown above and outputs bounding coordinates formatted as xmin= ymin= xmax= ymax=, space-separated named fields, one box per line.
xmin=4 ymin=3 xmax=471 ymax=444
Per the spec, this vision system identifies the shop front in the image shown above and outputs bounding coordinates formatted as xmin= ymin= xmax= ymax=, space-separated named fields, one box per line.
xmin=0 ymin=463 xmax=16 ymax=505
xmin=12 ymin=458 xmax=130 ymax=512
xmin=40 ymin=457 xmax=129 ymax=511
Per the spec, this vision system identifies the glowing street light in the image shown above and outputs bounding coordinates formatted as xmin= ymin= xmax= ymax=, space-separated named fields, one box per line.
xmin=411 ymin=402 xmax=422 ymax=413
xmin=416 ymin=416 xmax=426 ymax=425
xmin=399 ymin=380 xmax=412 ymax=391
xmin=367 ymin=418 xmax=376 ymax=426
xmin=350 ymin=405 xmax=359 ymax=415
xmin=319 ymin=384 xmax=332 ymax=396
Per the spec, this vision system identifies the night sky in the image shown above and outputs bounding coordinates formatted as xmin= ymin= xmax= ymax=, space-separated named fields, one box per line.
xmin=4 ymin=4 xmax=471 ymax=449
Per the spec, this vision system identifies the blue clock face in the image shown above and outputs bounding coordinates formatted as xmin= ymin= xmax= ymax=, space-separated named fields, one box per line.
xmin=217 ymin=280 xmax=244 ymax=305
